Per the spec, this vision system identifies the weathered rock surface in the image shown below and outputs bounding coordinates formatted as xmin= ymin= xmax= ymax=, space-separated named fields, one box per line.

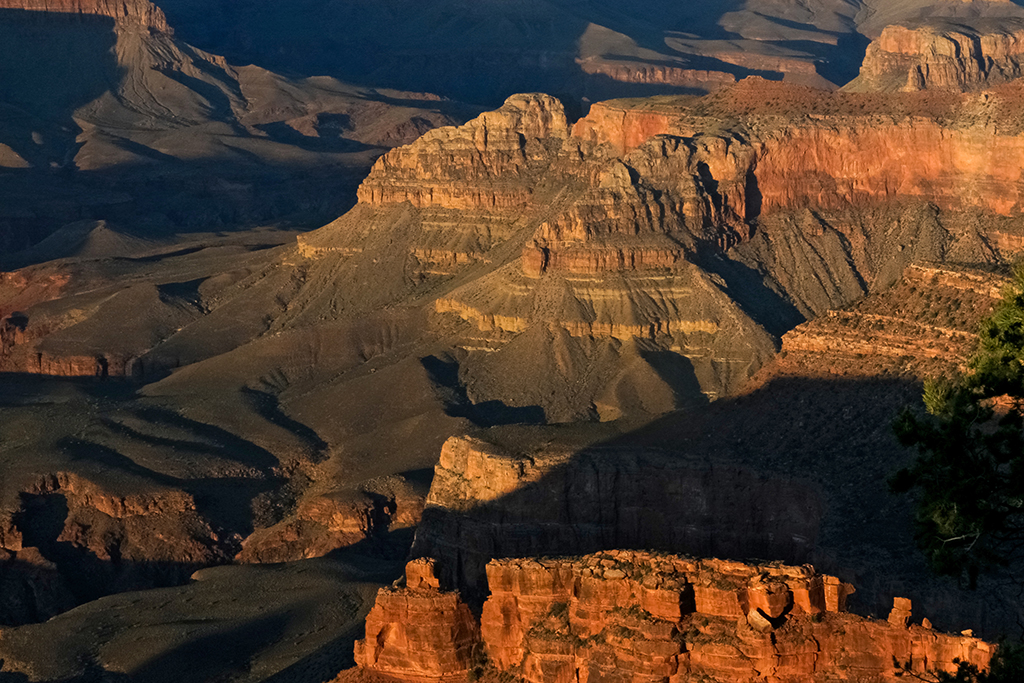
xmin=480 ymin=552 xmax=992 ymax=683
xmin=353 ymin=551 xmax=993 ymax=683
xmin=852 ymin=20 xmax=1024 ymax=92
xmin=0 ymin=470 xmax=231 ymax=624
xmin=411 ymin=434 xmax=822 ymax=595
xmin=354 ymin=559 xmax=480 ymax=682
xmin=577 ymin=59 xmax=737 ymax=91
xmin=297 ymin=79 xmax=1024 ymax=420
xmin=0 ymin=0 xmax=170 ymax=32
xmin=237 ymin=480 xmax=424 ymax=564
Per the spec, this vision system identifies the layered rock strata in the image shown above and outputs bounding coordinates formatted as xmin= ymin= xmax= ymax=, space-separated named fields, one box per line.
xmin=298 ymin=81 xmax=1024 ymax=414
xmin=577 ymin=59 xmax=737 ymax=91
xmin=853 ymin=21 xmax=1024 ymax=92
xmin=780 ymin=263 xmax=1005 ymax=377
xmin=411 ymin=435 xmax=823 ymax=595
xmin=354 ymin=558 xmax=480 ymax=683
xmin=0 ymin=0 xmax=170 ymax=31
xmin=355 ymin=552 xmax=992 ymax=683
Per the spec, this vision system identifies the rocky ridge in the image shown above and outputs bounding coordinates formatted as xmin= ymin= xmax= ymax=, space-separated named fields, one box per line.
xmin=0 ymin=0 xmax=170 ymax=32
xmin=0 ymin=470 xmax=228 ymax=624
xmin=411 ymin=434 xmax=822 ymax=596
xmin=851 ymin=20 xmax=1024 ymax=92
xmin=780 ymin=263 xmax=1006 ymax=377
xmin=353 ymin=554 xmax=992 ymax=683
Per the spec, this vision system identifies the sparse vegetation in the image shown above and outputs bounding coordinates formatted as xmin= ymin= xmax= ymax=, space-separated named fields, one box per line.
xmin=892 ymin=264 xmax=1024 ymax=586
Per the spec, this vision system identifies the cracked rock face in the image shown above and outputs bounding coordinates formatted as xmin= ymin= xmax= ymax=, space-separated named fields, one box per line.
xmin=354 ymin=552 xmax=993 ymax=683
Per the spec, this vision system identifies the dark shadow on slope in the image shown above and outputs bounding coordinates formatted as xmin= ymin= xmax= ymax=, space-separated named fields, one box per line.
xmin=2 ymin=612 xmax=294 ymax=683
xmin=408 ymin=373 xmax=1023 ymax=635
xmin=58 ymin=434 xmax=282 ymax=534
xmin=793 ymin=31 xmax=872 ymax=88
xmin=421 ymin=354 xmax=546 ymax=427
xmin=0 ymin=10 xmax=122 ymax=165
xmin=636 ymin=347 xmax=707 ymax=408
xmin=130 ymin=405 xmax=281 ymax=470
xmin=240 ymin=388 xmax=330 ymax=462
xmin=155 ymin=0 xmax=760 ymax=106
xmin=0 ymin=159 xmax=371 ymax=266
xmin=12 ymin=490 xmax=218 ymax=604
xmin=694 ymin=249 xmax=805 ymax=338
xmin=126 ymin=612 xmax=292 ymax=683
xmin=254 ymin=122 xmax=379 ymax=154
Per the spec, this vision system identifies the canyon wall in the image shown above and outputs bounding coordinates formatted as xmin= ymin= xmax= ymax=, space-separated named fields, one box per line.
xmin=354 ymin=554 xmax=992 ymax=683
xmin=853 ymin=22 xmax=1024 ymax=92
xmin=410 ymin=435 xmax=822 ymax=595
xmin=0 ymin=0 xmax=170 ymax=31
xmin=577 ymin=59 xmax=737 ymax=91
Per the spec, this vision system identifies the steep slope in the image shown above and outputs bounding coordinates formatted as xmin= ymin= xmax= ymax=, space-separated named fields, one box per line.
xmin=0 ymin=0 xmax=466 ymax=260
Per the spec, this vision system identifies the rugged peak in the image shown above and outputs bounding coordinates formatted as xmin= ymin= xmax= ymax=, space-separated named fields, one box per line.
xmin=354 ymin=93 xmax=568 ymax=211
xmin=850 ymin=20 xmax=1024 ymax=92
xmin=0 ymin=0 xmax=170 ymax=32
xmin=489 ymin=92 xmax=569 ymax=141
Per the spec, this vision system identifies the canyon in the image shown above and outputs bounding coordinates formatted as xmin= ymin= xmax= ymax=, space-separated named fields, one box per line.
xmin=3 ymin=2 xmax=1024 ymax=681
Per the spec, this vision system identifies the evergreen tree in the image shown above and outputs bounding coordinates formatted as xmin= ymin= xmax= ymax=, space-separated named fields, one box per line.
xmin=892 ymin=265 xmax=1024 ymax=587
xmin=891 ymin=265 xmax=1024 ymax=682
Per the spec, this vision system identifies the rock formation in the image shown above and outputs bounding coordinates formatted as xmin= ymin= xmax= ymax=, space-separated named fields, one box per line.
xmin=0 ymin=0 xmax=170 ymax=32
xmin=296 ymin=79 xmax=1023 ymax=420
xmin=237 ymin=483 xmax=424 ymax=564
xmin=354 ymin=559 xmax=481 ymax=682
xmin=851 ymin=20 xmax=1024 ymax=92
xmin=577 ymin=59 xmax=737 ymax=91
xmin=0 ymin=471 xmax=230 ymax=624
xmin=411 ymin=434 xmax=823 ymax=595
xmin=780 ymin=263 xmax=1005 ymax=377
xmin=354 ymin=552 xmax=993 ymax=683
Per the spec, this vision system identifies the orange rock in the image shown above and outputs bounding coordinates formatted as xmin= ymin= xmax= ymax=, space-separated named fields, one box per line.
xmin=473 ymin=552 xmax=991 ymax=683
xmin=354 ymin=560 xmax=480 ymax=683
xmin=352 ymin=551 xmax=995 ymax=683
xmin=855 ymin=22 xmax=1024 ymax=92
xmin=889 ymin=597 xmax=913 ymax=628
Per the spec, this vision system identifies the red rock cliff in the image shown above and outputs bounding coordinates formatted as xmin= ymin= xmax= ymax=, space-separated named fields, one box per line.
xmin=352 ymin=551 xmax=993 ymax=683
xmin=354 ymin=559 xmax=480 ymax=683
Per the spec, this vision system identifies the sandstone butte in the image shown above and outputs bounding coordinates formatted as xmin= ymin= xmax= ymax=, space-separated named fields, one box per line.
xmin=0 ymin=0 xmax=170 ymax=32
xmin=351 ymin=555 xmax=992 ymax=683
xmin=850 ymin=19 xmax=1024 ymax=92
